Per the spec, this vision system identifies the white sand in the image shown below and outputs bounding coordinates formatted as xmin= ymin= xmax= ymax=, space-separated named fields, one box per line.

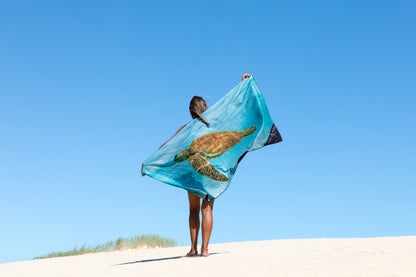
xmin=1 ymin=236 xmax=416 ymax=277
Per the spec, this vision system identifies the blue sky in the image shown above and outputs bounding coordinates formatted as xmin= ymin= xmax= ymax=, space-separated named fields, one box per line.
xmin=0 ymin=0 xmax=415 ymax=264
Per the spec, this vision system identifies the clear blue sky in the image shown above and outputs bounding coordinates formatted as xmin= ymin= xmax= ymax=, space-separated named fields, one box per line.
xmin=1 ymin=0 xmax=415 ymax=264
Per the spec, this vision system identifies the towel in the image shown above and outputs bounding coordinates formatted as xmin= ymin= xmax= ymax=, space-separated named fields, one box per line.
xmin=141 ymin=77 xmax=282 ymax=200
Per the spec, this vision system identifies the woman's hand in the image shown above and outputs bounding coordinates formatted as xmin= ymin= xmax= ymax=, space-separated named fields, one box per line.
xmin=242 ymin=73 xmax=252 ymax=80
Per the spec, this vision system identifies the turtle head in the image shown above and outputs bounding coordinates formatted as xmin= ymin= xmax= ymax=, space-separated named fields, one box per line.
xmin=174 ymin=149 xmax=192 ymax=162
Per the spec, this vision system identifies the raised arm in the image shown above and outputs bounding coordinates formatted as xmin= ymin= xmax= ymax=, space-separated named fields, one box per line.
xmin=242 ymin=73 xmax=252 ymax=80
xmin=160 ymin=124 xmax=186 ymax=149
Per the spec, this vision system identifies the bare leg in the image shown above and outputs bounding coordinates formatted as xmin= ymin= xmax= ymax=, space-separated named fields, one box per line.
xmin=201 ymin=197 xmax=214 ymax=257
xmin=187 ymin=192 xmax=200 ymax=256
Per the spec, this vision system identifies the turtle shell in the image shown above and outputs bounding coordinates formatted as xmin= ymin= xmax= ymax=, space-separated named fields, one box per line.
xmin=189 ymin=128 xmax=254 ymax=159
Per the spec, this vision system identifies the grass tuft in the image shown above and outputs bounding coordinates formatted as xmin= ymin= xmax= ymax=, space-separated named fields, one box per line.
xmin=33 ymin=234 xmax=177 ymax=260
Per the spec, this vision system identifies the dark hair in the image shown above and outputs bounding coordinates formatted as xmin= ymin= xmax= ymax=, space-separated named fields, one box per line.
xmin=189 ymin=96 xmax=209 ymax=126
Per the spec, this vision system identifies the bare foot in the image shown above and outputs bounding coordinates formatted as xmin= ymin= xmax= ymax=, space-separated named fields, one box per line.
xmin=186 ymin=249 xmax=198 ymax=257
xmin=201 ymin=248 xmax=209 ymax=257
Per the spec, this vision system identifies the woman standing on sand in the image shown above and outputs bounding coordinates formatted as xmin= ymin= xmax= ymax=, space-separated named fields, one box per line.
xmin=161 ymin=73 xmax=252 ymax=257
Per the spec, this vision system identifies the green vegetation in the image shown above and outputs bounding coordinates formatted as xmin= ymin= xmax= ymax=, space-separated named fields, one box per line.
xmin=33 ymin=234 xmax=177 ymax=260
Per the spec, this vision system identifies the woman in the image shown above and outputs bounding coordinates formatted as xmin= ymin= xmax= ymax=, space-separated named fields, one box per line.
xmin=162 ymin=73 xmax=252 ymax=257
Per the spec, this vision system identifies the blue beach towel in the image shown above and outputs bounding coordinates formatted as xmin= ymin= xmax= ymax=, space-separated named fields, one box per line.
xmin=141 ymin=77 xmax=282 ymax=200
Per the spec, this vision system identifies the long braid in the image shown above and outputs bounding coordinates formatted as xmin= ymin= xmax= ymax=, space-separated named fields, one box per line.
xmin=194 ymin=111 xmax=210 ymax=126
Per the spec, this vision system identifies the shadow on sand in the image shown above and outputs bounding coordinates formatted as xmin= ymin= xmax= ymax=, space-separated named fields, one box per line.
xmin=113 ymin=252 xmax=225 ymax=266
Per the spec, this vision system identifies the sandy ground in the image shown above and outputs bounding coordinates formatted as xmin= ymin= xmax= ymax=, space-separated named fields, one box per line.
xmin=1 ymin=236 xmax=416 ymax=277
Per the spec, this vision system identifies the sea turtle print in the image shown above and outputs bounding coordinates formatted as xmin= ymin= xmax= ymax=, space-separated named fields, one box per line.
xmin=174 ymin=127 xmax=257 ymax=181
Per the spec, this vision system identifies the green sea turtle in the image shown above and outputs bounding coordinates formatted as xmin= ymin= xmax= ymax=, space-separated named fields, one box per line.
xmin=174 ymin=126 xmax=257 ymax=182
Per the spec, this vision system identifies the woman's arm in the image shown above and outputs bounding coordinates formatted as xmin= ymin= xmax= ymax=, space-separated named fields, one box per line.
xmin=160 ymin=124 xmax=186 ymax=148
xmin=242 ymin=73 xmax=252 ymax=80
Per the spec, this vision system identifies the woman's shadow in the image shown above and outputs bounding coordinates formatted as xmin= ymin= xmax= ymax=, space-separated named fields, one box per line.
xmin=113 ymin=252 xmax=224 ymax=266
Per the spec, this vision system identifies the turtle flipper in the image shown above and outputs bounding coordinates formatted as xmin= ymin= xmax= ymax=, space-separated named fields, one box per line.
xmin=189 ymin=153 xmax=229 ymax=182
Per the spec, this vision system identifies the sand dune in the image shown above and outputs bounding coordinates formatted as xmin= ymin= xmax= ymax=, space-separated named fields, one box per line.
xmin=1 ymin=236 xmax=416 ymax=277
